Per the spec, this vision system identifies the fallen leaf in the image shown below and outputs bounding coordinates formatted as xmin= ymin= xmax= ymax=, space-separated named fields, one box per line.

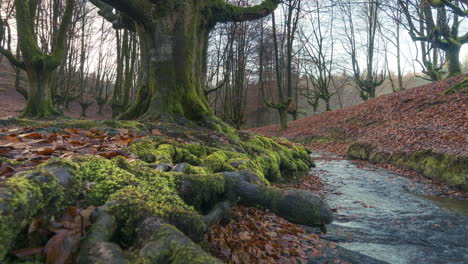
xmin=36 ymin=148 xmax=54 ymax=155
xmin=239 ymin=231 xmax=251 ymax=241
xmin=0 ymin=163 xmax=15 ymax=175
xmin=99 ymin=150 xmax=129 ymax=158
xmin=10 ymin=247 xmax=44 ymax=258
xmin=44 ymin=229 xmax=81 ymax=264
xmin=20 ymin=132 xmax=43 ymax=139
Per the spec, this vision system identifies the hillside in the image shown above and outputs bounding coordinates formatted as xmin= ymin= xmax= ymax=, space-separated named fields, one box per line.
xmin=251 ymin=74 xmax=468 ymax=190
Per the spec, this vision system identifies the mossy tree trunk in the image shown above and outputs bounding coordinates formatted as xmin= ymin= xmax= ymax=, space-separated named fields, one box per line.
xmin=0 ymin=0 xmax=75 ymax=119
xmin=399 ymin=0 xmax=467 ymax=79
xmin=23 ymin=71 xmax=56 ymax=117
xmin=91 ymin=0 xmax=281 ymax=122
xmin=446 ymin=45 xmax=462 ymax=78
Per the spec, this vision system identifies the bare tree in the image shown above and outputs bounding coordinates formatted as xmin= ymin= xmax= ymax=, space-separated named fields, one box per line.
xmin=340 ymin=0 xmax=386 ymax=101
xmin=260 ymin=0 xmax=302 ymax=130
xmin=300 ymin=0 xmax=335 ymax=111
xmin=382 ymin=1 xmax=406 ymax=91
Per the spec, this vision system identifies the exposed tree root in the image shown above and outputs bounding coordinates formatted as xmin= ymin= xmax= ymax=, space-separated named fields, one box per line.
xmin=443 ymin=77 xmax=468 ymax=95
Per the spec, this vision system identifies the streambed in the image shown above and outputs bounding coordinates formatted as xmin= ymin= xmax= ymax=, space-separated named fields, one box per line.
xmin=310 ymin=153 xmax=468 ymax=264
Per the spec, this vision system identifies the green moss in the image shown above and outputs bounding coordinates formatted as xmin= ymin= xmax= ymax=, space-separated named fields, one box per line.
xmin=201 ymin=151 xmax=235 ymax=172
xmin=173 ymin=147 xmax=201 ymax=165
xmin=0 ymin=157 xmax=24 ymax=167
xmin=128 ymin=140 xmax=201 ymax=165
xmin=184 ymin=143 xmax=211 ymax=157
xmin=174 ymin=173 xmax=225 ymax=213
xmin=369 ymin=151 xmax=392 ymax=164
xmin=443 ymin=77 xmax=468 ymax=95
xmin=238 ymin=135 xmax=313 ymax=183
xmin=37 ymin=158 xmax=82 ymax=202
xmin=406 ymin=150 xmax=468 ymax=190
xmin=108 ymin=172 xmax=194 ymax=245
xmin=347 ymin=143 xmax=374 ymax=160
xmin=128 ymin=139 xmax=158 ymax=163
xmin=308 ymin=136 xmax=336 ymax=144
xmin=102 ymin=120 xmax=146 ymax=131
xmin=132 ymin=223 xmax=220 ymax=264
xmin=0 ymin=167 xmax=75 ymax=258
xmin=346 ymin=143 xmax=468 ymax=191
xmin=75 ymin=156 xmax=139 ymax=206
xmin=175 ymin=164 xmax=210 ymax=174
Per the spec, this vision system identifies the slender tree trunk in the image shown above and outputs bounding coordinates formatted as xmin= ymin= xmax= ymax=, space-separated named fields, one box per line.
xmin=396 ymin=22 xmax=404 ymax=91
xmin=325 ymin=100 xmax=331 ymax=112
xmin=278 ymin=108 xmax=287 ymax=130
xmin=98 ymin=104 xmax=104 ymax=115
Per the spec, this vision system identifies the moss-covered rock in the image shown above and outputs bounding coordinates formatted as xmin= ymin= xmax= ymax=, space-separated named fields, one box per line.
xmin=174 ymin=173 xmax=226 ymax=213
xmin=201 ymin=151 xmax=236 ymax=173
xmin=0 ymin=161 xmax=81 ymax=260
xmin=133 ymin=217 xmax=222 ymax=264
xmin=240 ymin=135 xmax=314 ymax=183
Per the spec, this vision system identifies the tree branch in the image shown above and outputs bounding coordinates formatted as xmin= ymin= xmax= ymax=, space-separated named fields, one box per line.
xmin=428 ymin=0 xmax=468 ymax=17
xmin=48 ymin=0 xmax=75 ymax=69
xmin=211 ymin=0 xmax=282 ymax=23
xmin=89 ymin=0 xmax=135 ymax=30
xmin=0 ymin=15 xmax=25 ymax=69
xmin=91 ymin=0 xmax=152 ymax=25
xmin=0 ymin=47 xmax=25 ymax=69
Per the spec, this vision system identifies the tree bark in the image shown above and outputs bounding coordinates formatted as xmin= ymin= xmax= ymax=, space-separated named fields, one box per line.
xmin=447 ymin=45 xmax=462 ymax=78
xmin=223 ymin=171 xmax=333 ymax=227
xmin=22 ymin=71 xmax=58 ymax=118
xmin=279 ymin=108 xmax=288 ymax=131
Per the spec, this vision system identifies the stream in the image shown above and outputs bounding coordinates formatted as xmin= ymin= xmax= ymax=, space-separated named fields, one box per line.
xmin=309 ymin=153 xmax=468 ymax=264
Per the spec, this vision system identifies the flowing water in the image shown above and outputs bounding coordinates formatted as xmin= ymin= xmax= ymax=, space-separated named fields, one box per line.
xmin=309 ymin=153 xmax=468 ymax=264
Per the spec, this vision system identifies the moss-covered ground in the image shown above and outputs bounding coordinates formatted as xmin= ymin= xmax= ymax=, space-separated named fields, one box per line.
xmin=0 ymin=117 xmax=314 ymax=263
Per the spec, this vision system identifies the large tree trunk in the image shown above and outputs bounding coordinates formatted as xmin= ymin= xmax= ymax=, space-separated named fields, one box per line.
xmin=119 ymin=3 xmax=211 ymax=121
xmin=21 ymin=70 xmax=59 ymax=118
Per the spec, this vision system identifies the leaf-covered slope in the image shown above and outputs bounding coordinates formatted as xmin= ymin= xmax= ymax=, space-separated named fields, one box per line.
xmin=251 ymin=74 xmax=468 ymax=157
